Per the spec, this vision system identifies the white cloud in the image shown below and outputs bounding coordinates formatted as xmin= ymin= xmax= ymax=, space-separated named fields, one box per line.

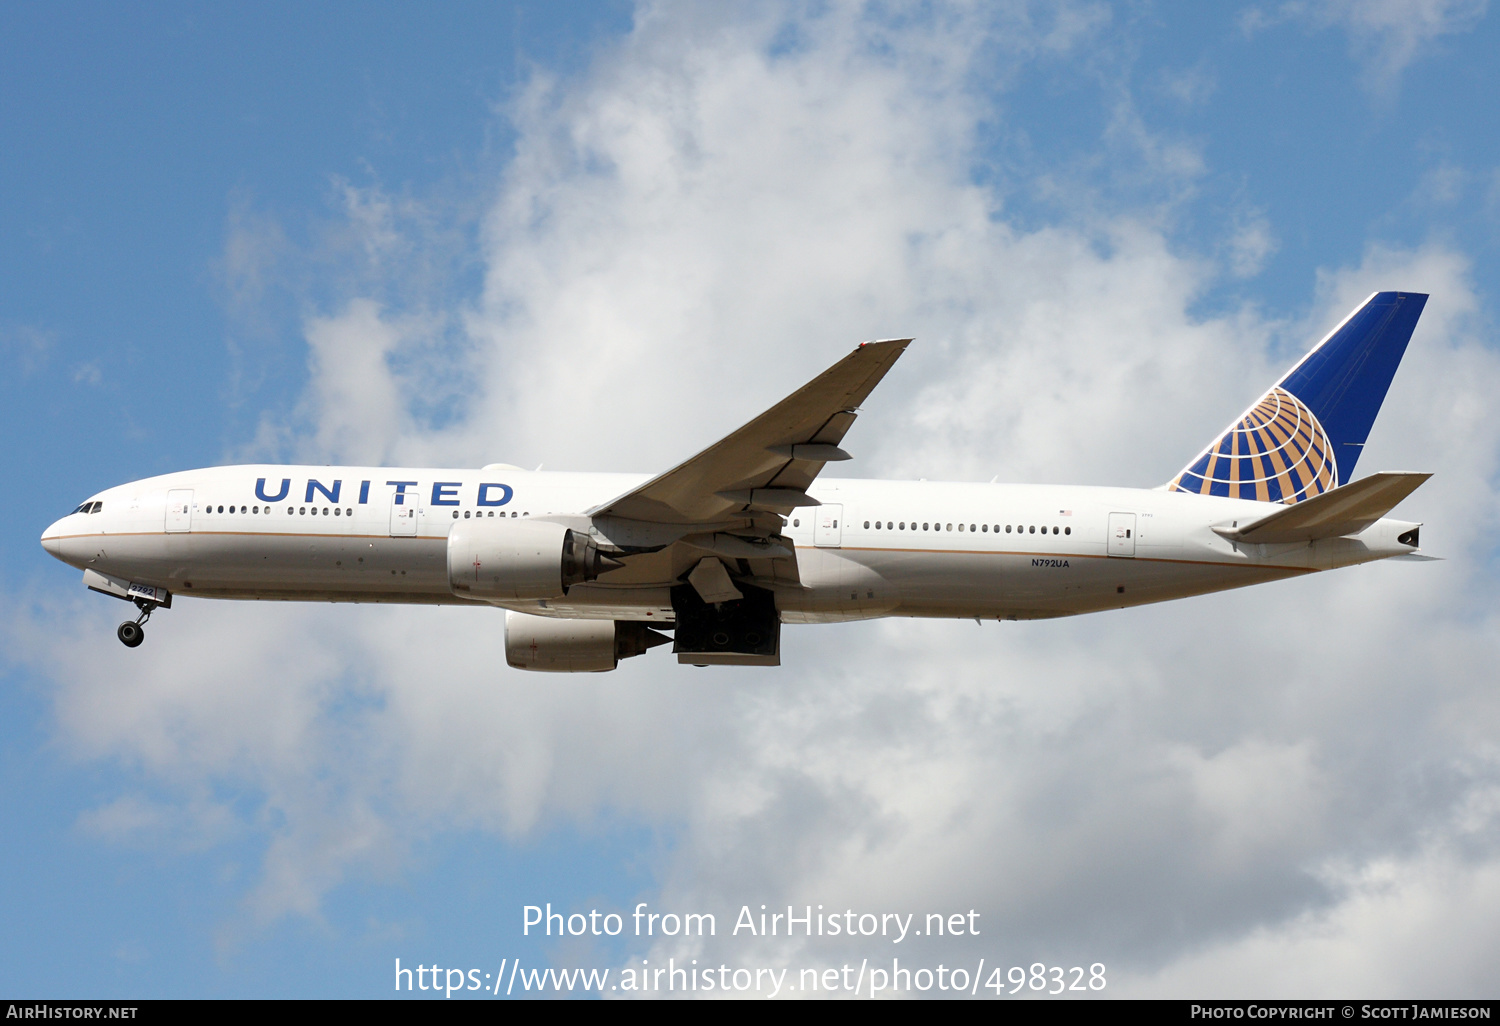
xmin=1242 ymin=0 xmax=1489 ymax=94
xmin=299 ymin=299 xmax=416 ymax=466
xmin=1414 ymin=162 xmax=1469 ymax=206
xmin=1157 ymin=61 xmax=1217 ymax=107
xmin=71 ymin=361 xmax=102 ymax=386
xmin=1226 ymin=210 xmax=1278 ymax=278
xmin=1125 ymin=839 xmax=1500 ymax=997
xmin=14 ymin=0 xmax=1500 ymax=996
xmin=0 ymin=323 xmax=54 ymax=378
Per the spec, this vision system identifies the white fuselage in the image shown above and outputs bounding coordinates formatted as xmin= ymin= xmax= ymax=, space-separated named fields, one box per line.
xmin=40 ymin=464 xmax=1419 ymax=624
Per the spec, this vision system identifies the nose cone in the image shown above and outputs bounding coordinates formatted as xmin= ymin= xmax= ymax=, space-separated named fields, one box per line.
xmin=41 ymin=518 xmax=66 ymax=558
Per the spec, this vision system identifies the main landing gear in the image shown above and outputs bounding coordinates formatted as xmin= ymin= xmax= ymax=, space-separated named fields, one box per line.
xmin=117 ymin=598 xmax=157 ymax=648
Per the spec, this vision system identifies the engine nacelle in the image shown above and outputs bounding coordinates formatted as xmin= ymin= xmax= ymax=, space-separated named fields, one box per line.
xmin=448 ymin=519 xmax=614 ymax=600
xmin=504 ymin=610 xmax=670 ymax=672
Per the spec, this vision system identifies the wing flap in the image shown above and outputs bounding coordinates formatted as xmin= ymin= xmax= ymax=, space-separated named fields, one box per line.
xmin=1214 ymin=471 xmax=1431 ymax=544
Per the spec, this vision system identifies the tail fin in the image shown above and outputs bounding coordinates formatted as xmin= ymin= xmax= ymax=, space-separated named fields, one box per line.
xmin=1168 ymin=291 xmax=1427 ymax=503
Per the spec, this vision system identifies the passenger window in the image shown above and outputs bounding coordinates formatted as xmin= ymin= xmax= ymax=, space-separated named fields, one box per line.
xmin=1065 ymin=526 xmax=1071 ymax=535
xmin=863 ymin=521 xmax=870 ymax=529
xmin=334 ymin=508 xmax=341 ymax=516
xmin=465 ymin=511 xmax=472 ymax=519
xmin=299 ymin=507 xmax=306 ymax=515
xmin=1053 ymin=526 xmax=1059 ymax=535
xmin=946 ymin=523 xmax=953 ymax=531
xmin=981 ymin=524 xmax=988 ymax=532
xmin=1029 ymin=525 xmax=1035 ymax=534
xmin=793 ymin=519 xmax=800 ymax=527
xmin=1005 ymin=525 xmax=1011 ymax=533
xmin=922 ymin=523 xmax=929 ymax=531
xmin=253 ymin=506 xmax=259 ymax=514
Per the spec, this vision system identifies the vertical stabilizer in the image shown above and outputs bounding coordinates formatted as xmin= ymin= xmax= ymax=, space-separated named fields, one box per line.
xmin=1168 ymin=291 xmax=1427 ymax=503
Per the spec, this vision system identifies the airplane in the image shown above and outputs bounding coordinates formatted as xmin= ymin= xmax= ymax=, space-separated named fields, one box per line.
xmin=41 ymin=291 xmax=1432 ymax=671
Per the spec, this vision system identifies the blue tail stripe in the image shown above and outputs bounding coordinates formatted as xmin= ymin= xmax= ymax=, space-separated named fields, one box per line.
xmin=1167 ymin=290 xmax=1426 ymax=503
xmin=1278 ymin=292 xmax=1427 ymax=484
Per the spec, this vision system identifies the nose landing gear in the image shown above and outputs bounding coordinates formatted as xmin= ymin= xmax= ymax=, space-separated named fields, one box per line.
xmin=117 ymin=598 xmax=157 ymax=648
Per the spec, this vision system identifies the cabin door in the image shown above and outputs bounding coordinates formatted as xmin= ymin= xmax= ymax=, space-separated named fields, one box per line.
xmin=389 ymin=490 xmax=420 ymax=537
xmin=165 ymin=490 xmax=193 ymax=533
xmin=814 ymin=504 xmax=843 ymax=548
xmin=1107 ymin=512 xmax=1136 ymax=557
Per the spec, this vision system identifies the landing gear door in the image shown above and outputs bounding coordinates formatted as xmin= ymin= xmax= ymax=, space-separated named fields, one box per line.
xmin=165 ymin=489 xmax=193 ymax=533
xmin=1108 ymin=512 xmax=1136 ymax=557
xmin=389 ymin=490 xmax=420 ymax=537
xmin=814 ymin=503 xmax=843 ymax=548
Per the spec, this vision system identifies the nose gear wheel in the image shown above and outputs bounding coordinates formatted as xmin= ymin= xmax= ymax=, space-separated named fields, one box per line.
xmin=117 ymin=598 xmax=156 ymax=648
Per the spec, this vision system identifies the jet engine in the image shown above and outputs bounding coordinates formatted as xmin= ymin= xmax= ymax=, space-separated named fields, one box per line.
xmin=447 ymin=519 xmax=619 ymax=600
xmin=504 ymin=610 xmax=671 ymax=672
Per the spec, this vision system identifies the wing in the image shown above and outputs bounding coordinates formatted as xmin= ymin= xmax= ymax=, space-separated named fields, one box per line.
xmin=588 ymin=338 xmax=911 ymax=524
xmin=1213 ymin=471 xmax=1430 ymax=544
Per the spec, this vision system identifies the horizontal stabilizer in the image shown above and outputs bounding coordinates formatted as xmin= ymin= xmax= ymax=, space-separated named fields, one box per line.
xmin=1213 ymin=471 xmax=1430 ymax=544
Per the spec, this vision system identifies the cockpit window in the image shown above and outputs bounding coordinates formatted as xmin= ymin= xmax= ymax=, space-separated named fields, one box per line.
xmin=72 ymin=501 xmax=103 ymax=514
xmin=73 ymin=503 xmax=90 ymax=514
xmin=91 ymin=501 xmax=103 ymax=513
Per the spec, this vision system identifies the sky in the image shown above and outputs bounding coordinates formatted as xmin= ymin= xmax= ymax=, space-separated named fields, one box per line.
xmin=2 ymin=0 xmax=1499 ymax=1000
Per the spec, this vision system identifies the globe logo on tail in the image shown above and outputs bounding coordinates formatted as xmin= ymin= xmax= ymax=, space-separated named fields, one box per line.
xmin=1169 ymin=386 xmax=1337 ymax=504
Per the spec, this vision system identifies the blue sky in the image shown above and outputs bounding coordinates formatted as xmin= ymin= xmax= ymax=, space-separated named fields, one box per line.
xmin=4 ymin=0 xmax=1499 ymax=999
